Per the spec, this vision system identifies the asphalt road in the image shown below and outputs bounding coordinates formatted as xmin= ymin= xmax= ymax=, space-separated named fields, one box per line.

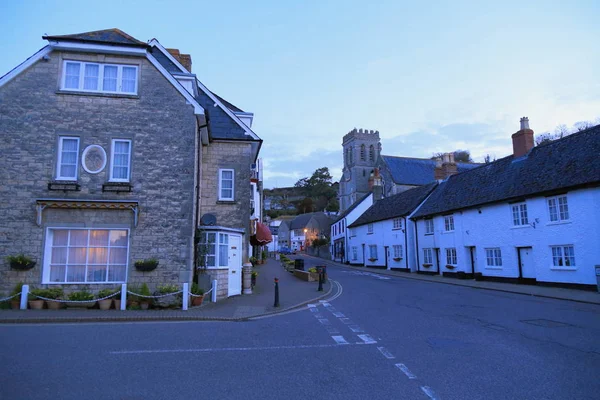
xmin=1 ymin=258 xmax=599 ymax=400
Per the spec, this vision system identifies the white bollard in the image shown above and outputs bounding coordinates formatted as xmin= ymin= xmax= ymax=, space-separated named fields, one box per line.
xmin=211 ymin=279 xmax=217 ymax=303
xmin=20 ymin=285 xmax=29 ymax=310
xmin=182 ymin=282 xmax=189 ymax=311
xmin=120 ymin=283 xmax=127 ymax=311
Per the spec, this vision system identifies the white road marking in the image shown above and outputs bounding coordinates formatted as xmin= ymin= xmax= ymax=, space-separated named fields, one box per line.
xmin=307 ymin=304 xmax=317 ymax=308
xmin=331 ymin=335 xmax=349 ymax=345
xmin=357 ymin=334 xmax=377 ymax=344
xmin=348 ymin=325 xmax=364 ymax=333
xmin=332 ymin=312 xmax=345 ymax=318
xmin=319 ymin=300 xmax=329 ymax=304
xmin=312 ymin=313 xmax=324 ymax=319
xmin=309 ymin=307 xmax=319 ymax=313
xmin=110 ymin=343 xmax=357 ymax=355
xmin=325 ymin=327 xmax=340 ymax=334
xmin=420 ymin=386 xmax=438 ymax=400
xmin=377 ymin=347 xmax=395 ymax=359
xmin=322 ymin=302 xmax=333 ymax=307
xmin=396 ymin=363 xmax=417 ymax=379
xmin=317 ymin=318 xmax=330 ymax=325
xmin=339 ymin=318 xmax=352 ymax=324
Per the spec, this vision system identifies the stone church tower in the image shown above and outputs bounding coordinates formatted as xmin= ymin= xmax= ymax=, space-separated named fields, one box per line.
xmin=338 ymin=128 xmax=381 ymax=212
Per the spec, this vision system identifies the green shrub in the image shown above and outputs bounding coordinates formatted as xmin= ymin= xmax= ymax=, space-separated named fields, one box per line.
xmin=11 ymin=282 xmax=24 ymax=299
xmin=308 ymin=267 xmax=317 ymax=273
xmin=43 ymin=287 xmax=64 ymax=299
xmin=28 ymin=288 xmax=45 ymax=301
xmin=97 ymin=288 xmax=118 ymax=299
xmin=140 ymin=283 xmax=151 ymax=297
xmin=156 ymin=284 xmax=179 ymax=294
xmin=191 ymin=283 xmax=204 ymax=296
xmin=68 ymin=290 xmax=94 ymax=301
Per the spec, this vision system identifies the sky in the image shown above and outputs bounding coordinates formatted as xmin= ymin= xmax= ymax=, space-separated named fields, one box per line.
xmin=1 ymin=0 xmax=599 ymax=189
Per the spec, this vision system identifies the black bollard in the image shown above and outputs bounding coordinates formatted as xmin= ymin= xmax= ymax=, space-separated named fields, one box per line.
xmin=318 ymin=269 xmax=323 ymax=292
xmin=274 ymin=278 xmax=280 ymax=307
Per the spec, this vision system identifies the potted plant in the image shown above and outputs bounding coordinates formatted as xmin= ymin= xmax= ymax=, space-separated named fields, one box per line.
xmin=139 ymin=283 xmax=152 ymax=310
xmin=251 ymin=270 xmax=258 ymax=287
xmin=154 ymin=283 xmax=181 ymax=308
xmin=127 ymin=284 xmax=140 ymax=309
xmin=44 ymin=287 xmax=64 ymax=310
xmin=393 ymin=257 xmax=402 ymax=262
xmin=10 ymin=282 xmax=23 ymax=309
xmin=261 ymin=250 xmax=268 ymax=263
xmin=368 ymin=258 xmax=377 ymax=262
xmin=67 ymin=290 xmax=95 ymax=308
xmin=249 ymin=256 xmax=258 ymax=266
xmin=97 ymin=288 xmax=117 ymax=310
xmin=190 ymin=283 xmax=205 ymax=306
xmin=134 ymin=258 xmax=159 ymax=272
xmin=6 ymin=254 xmax=36 ymax=270
xmin=28 ymin=288 xmax=45 ymax=309
xmin=422 ymin=263 xmax=432 ymax=268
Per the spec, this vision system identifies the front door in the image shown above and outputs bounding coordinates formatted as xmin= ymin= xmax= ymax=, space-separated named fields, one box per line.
xmin=228 ymin=235 xmax=242 ymax=297
xmin=518 ymin=247 xmax=536 ymax=279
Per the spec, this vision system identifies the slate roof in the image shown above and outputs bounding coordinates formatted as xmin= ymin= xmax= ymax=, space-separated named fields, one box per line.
xmin=334 ymin=192 xmax=371 ymax=223
xmin=349 ymin=183 xmax=438 ymax=228
xmin=42 ymin=29 xmax=147 ymax=47
xmin=290 ymin=212 xmax=334 ymax=230
xmin=381 ymin=155 xmax=480 ymax=186
xmin=412 ymin=126 xmax=600 ymax=219
xmin=148 ymin=46 xmax=181 ymax=73
xmin=211 ymin=91 xmax=244 ymax=113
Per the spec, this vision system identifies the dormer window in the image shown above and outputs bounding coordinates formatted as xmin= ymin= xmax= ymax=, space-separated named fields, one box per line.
xmin=61 ymin=61 xmax=138 ymax=94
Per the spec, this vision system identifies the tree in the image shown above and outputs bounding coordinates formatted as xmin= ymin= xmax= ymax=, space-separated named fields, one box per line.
xmin=484 ymin=154 xmax=496 ymax=164
xmin=293 ymin=167 xmax=339 ymax=212
xmin=573 ymin=120 xmax=595 ymax=132
xmin=431 ymin=150 xmax=472 ymax=163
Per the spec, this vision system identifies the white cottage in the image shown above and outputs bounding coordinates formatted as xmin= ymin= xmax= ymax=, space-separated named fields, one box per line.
xmin=330 ymin=192 xmax=373 ymax=263
xmin=411 ymin=119 xmax=600 ymax=289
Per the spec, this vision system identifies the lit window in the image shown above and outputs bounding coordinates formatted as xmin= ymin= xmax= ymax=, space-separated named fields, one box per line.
xmin=393 ymin=218 xmax=402 ymax=230
xmin=219 ymin=169 xmax=235 ymax=201
xmin=424 ymin=219 xmax=434 ymax=234
xmin=551 ymin=245 xmax=576 ymax=267
xmin=444 ymin=215 xmax=454 ymax=232
xmin=548 ymin=196 xmax=569 ymax=222
xmin=446 ymin=248 xmax=457 ymax=265
xmin=110 ymin=139 xmax=131 ymax=182
xmin=57 ymin=136 xmax=79 ymax=180
xmin=61 ymin=61 xmax=138 ymax=94
xmin=485 ymin=248 xmax=502 ymax=267
xmin=393 ymin=245 xmax=403 ymax=259
xmin=511 ymin=203 xmax=529 ymax=226
xmin=44 ymin=229 xmax=128 ymax=283
xmin=423 ymin=248 xmax=433 ymax=264
xmin=369 ymin=245 xmax=377 ymax=260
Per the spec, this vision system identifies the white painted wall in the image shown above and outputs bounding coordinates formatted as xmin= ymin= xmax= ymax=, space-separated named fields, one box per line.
xmin=330 ymin=194 xmax=373 ymax=261
xmin=414 ymin=187 xmax=600 ymax=285
xmin=348 ymin=217 xmax=409 ymax=269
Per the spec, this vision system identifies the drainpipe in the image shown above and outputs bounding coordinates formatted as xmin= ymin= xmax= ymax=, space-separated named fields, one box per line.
xmin=414 ymin=220 xmax=420 ymax=272
xmin=404 ymin=217 xmax=408 ymax=270
xmin=194 ymin=121 xmax=209 ymax=273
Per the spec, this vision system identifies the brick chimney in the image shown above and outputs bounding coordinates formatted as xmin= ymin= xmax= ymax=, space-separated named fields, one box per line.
xmin=368 ymin=168 xmax=384 ymax=202
xmin=512 ymin=117 xmax=534 ymax=158
xmin=434 ymin=153 xmax=458 ymax=181
xmin=167 ymin=48 xmax=192 ymax=72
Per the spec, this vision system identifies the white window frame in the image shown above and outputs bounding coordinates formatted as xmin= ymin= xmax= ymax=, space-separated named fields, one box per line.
xmin=393 ymin=245 xmax=403 ymax=259
xmin=199 ymin=232 xmax=231 ymax=268
xmin=367 ymin=223 xmax=373 ymax=234
xmin=446 ymin=248 xmax=457 ymax=265
xmin=392 ymin=218 xmax=402 ymax=230
xmin=423 ymin=248 xmax=433 ymax=264
xmin=352 ymin=246 xmax=358 ymax=261
xmin=61 ymin=60 xmax=139 ymax=95
xmin=109 ymin=139 xmax=132 ymax=182
xmin=43 ymin=228 xmax=129 ymax=284
xmin=424 ymin=218 xmax=434 ymax=234
xmin=218 ymin=168 xmax=235 ymax=201
xmin=56 ymin=136 xmax=80 ymax=180
xmin=551 ymin=245 xmax=576 ymax=269
xmin=369 ymin=245 xmax=378 ymax=260
xmin=444 ymin=215 xmax=454 ymax=232
xmin=547 ymin=195 xmax=570 ymax=222
xmin=485 ymin=248 xmax=502 ymax=267
xmin=511 ymin=202 xmax=529 ymax=226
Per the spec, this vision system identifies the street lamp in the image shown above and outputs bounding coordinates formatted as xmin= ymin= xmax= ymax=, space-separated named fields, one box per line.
xmin=303 ymin=228 xmax=308 ymax=251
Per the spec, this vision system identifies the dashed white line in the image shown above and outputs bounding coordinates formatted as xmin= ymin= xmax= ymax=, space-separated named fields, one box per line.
xmin=307 ymin=304 xmax=317 ymax=308
xmin=395 ymin=363 xmax=417 ymax=379
xmin=357 ymin=334 xmax=377 ymax=344
xmin=332 ymin=312 xmax=345 ymax=318
xmin=325 ymin=327 xmax=340 ymax=334
xmin=317 ymin=318 xmax=330 ymax=326
xmin=339 ymin=318 xmax=352 ymax=324
xmin=309 ymin=307 xmax=319 ymax=313
xmin=348 ymin=325 xmax=365 ymax=333
xmin=377 ymin=347 xmax=395 ymax=359
xmin=420 ymin=386 xmax=438 ymax=400
xmin=331 ymin=336 xmax=350 ymax=345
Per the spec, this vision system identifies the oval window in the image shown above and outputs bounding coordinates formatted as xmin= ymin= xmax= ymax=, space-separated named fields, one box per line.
xmin=81 ymin=145 xmax=107 ymax=174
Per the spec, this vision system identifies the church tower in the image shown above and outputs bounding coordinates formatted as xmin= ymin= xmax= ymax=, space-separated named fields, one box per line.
xmin=338 ymin=128 xmax=381 ymax=212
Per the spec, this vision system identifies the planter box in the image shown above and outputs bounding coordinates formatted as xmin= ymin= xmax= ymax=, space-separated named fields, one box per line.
xmin=98 ymin=299 xmax=113 ymax=310
xmin=46 ymin=300 xmax=62 ymax=310
xmin=10 ymin=261 xmax=36 ymax=271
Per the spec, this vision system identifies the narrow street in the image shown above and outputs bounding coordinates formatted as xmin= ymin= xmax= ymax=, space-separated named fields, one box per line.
xmin=1 ymin=258 xmax=599 ymax=400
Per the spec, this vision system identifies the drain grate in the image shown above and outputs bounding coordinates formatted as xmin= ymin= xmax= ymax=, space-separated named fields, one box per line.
xmin=521 ymin=319 xmax=572 ymax=328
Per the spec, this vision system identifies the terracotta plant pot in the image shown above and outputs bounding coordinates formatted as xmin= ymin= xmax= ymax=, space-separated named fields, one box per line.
xmin=10 ymin=300 xmax=21 ymax=310
xmin=113 ymin=298 xmax=122 ymax=309
xmin=46 ymin=300 xmax=62 ymax=310
xmin=140 ymin=302 xmax=150 ymax=310
xmin=66 ymin=301 xmax=95 ymax=309
xmin=191 ymin=295 xmax=204 ymax=307
xmin=28 ymin=300 xmax=44 ymax=310
xmin=98 ymin=299 xmax=113 ymax=310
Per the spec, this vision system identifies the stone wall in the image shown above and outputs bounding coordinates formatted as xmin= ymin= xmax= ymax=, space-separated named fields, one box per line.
xmin=0 ymin=50 xmax=198 ymax=294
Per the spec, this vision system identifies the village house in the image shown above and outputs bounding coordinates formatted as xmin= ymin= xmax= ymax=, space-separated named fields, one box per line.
xmin=0 ymin=29 xmax=263 ymax=299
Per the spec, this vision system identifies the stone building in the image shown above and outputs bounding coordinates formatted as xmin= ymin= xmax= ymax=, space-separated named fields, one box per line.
xmin=0 ymin=29 xmax=262 ymax=299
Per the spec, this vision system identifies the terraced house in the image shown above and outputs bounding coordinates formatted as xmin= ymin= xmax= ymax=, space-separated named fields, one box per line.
xmin=0 ymin=29 xmax=262 ymax=299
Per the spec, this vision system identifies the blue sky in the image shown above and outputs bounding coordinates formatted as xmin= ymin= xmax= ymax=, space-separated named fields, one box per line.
xmin=1 ymin=0 xmax=599 ymax=188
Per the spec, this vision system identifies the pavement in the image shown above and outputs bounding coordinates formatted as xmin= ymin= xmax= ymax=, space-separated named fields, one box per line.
xmin=0 ymin=257 xmax=332 ymax=323
xmin=303 ymin=254 xmax=600 ymax=305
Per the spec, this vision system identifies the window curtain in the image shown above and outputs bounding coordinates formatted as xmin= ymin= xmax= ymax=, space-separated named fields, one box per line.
xmin=121 ymin=67 xmax=136 ymax=93
xmin=103 ymin=66 xmax=118 ymax=91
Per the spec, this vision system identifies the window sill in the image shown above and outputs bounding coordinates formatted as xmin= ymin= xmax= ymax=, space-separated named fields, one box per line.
xmin=392 ymin=228 xmax=402 ymax=231
xmin=421 ymin=264 xmax=432 ymax=268
xmin=442 ymin=230 xmax=454 ymax=234
xmin=511 ymin=225 xmax=531 ymax=229
xmin=445 ymin=264 xmax=456 ymax=269
xmin=392 ymin=258 xmax=402 ymax=262
xmin=48 ymin=181 xmax=80 ymax=191
xmin=217 ymin=200 xmax=237 ymax=205
xmin=550 ymin=267 xmax=577 ymax=271
xmin=484 ymin=266 xmax=503 ymax=270
xmin=368 ymin=258 xmax=377 ymax=262
xmin=56 ymin=90 xmax=139 ymax=99
xmin=546 ymin=221 xmax=572 ymax=226
xmin=367 ymin=232 xmax=373 ymax=235
xmin=103 ymin=182 xmax=132 ymax=193
xmin=424 ymin=233 xmax=434 ymax=236
xmin=42 ymin=281 xmax=124 ymax=285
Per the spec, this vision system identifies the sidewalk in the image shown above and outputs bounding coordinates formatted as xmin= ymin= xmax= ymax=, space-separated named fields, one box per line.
xmin=303 ymin=254 xmax=600 ymax=305
xmin=0 ymin=258 xmax=332 ymax=324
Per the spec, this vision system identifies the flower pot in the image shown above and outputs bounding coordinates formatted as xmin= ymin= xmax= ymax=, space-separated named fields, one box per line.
xmin=46 ymin=300 xmax=62 ymax=310
xmin=113 ymin=298 xmax=122 ymax=309
xmin=66 ymin=301 xmax=96 ymax=309
xmin=135 ymin=260 xmax=159 ymax=272
xmin=140 ymin=301 xmax=150 ymax=310
xmin=28 ymin=300 xmax=44 ymax=310
xmin=154 ymin=293 xmax=180 ymax=308
xmin=98 ymin=299 xmax=113 ymax=310
xmin=10 ymin=300 xmax=21 ymax=310
xmin=10 ymin=261 xmax=36 ymax=271
xmin=191 ymin=295 xmax=204 ymax=307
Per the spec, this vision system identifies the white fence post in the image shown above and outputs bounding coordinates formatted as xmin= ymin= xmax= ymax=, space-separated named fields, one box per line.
xmin=120 ymin=283 xmax=127 ymax=311
xmin=20 ymin=285 xmax=29 ymax=310
xmin=182 ymin=282 xmax=189 ymax=311
xmin=211 ymin=279 xmax=217 ymax=303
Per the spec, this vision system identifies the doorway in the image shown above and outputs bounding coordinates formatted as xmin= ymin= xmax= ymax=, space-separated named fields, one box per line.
xmin=228 ymin=234 xmax=242 ymax=296
xmin=517 ymin=247 xmax=536 ymax=280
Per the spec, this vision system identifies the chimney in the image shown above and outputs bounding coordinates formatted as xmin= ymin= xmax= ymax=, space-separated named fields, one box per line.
xmin=434 ymin=153 xmax=458 ymax=181
xmin=512 ymin=117 xmax=535 ymax=158
xmin=167 ymin=48 xmax=192 ymax=72
xmin=368 ymin=168 xmax=384 ymax=202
